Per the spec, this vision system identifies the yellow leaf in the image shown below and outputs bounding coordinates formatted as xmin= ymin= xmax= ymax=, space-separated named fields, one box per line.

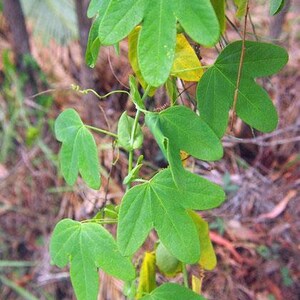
xmin=171 ymin=34 xmax=203 ymax=82
xmin=128 ymin=27 xmax=156 ymax=96
xmin=188 ymin=211 xmax=217 ymax=270
xmin=180 ymin=150 xmax=189 ymax=167
xmin=191 ymin=275 xmax=202 ymax=294
xmin=136 ymin=252 xmax=156 ymax=299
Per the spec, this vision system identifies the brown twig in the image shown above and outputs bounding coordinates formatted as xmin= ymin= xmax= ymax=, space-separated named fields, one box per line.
xmin=230 ymin=0 xmax=250 ymax=131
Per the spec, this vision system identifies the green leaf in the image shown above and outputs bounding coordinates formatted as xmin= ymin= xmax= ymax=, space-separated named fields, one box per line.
xmin=211 ymin=0 xmax=226 ymax=33
xmin=164 ymin=137 xmax=186 ymax=187
xmin=175 ymin=0 xmax=219 ymax=46
xmin=87 ymin=0 xmax=103 ymax=18
xmin=197 ymin=41 xmax=288 ymax=137
xmin=50 ymin=219 xmax=135 ymax=300
xmin=146 ymin=106 xmax=223 ymax=161
xmin=99 ymin=0 xmax=145 ymax=45
xmin=138 ymin=0 xmax=176 ymax=87
xmin=123 ymin=163 xmax=143 ymax=185
xmin=129 ymin=76 xmax=145 ymax=110
xmin=136 ymin=252 xmax=157 ymax=299
xmin=86 ymin=16 xmax=101 ymax=67
xmin=156 ymin=242 xmax=181 ymax=276
xmin=128 ymin=27 xmax=157 ymax=96
xmin=89 ymin=0 xmax=220 ymax=87
xmin=117 ymin=112 xmax=143 ymax=151
xmin=140 ymin=283 xmax=207 ymax=300
xmin=55 ymin=109 xmax=101 ymax=189
xmin=270 ymin=0 xmax=285 ymax=15
xmin=165 ymin=77 xmax=178 ymax=105
xmin=189 ymin=211 xmax=217 ymax=270
xmin=117 ymin=168 xmax=225 ymax=263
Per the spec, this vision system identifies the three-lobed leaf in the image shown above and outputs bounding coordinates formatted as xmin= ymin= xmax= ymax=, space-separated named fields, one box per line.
xmin=197 ymin=41 xmax=288 ymax=137
xmin=146 ymin=106 xmax=223 ymax=186
xmin=55 ymin=109 xmax=101 ymax=189
xmin=146 ymin=106 xmax=223 ymax=162
xmin=140 ymin=283 xmax=207 ymax=300
xmin=117 ymin=168 xmax=225 ymax=263
xmin=50 ymin=219 xmax=135 ymax=300
xmin=129 ymin=29 xmax=203 ymax=95
xmin=87 ymin=0 xmax=220 ymax=87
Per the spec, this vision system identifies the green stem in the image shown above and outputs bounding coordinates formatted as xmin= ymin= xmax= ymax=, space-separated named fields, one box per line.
xmin=182 ymin=263 xmax=189 ymax=288
xmin=127 ymin=85 xmax=151 ymax=188
xmin=72 ymin=84 xmax=131 ymax=100
xmin=85 ymin=125 xmax=118 ymax=138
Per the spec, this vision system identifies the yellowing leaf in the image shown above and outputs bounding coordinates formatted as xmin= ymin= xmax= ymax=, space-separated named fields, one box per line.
xmin=189 ymin=211 xmax=217 ymax=270
xmin=136 ymin=252 xmax=157 ymax=299
xmin=171 ymin=34 xmax=203 ymax=81
xmin=234 ymin=0 xmax=248 ymax=17
xmin=191 ymin=275 xmax=202 ymax=295
xmin=128 ymin=27 xmax=156 ymax=96
xmin=180 ymin=150 xmax=189 ymax=167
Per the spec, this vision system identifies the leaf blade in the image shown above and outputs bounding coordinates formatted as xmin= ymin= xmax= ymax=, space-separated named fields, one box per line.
xmin=55 ymin=109 xmax=101 ymax=190
xmin=50 ymin=219 xmax=135 ymax=300
xmin=175 ymin=0 xmax=220 ymax=46
xmin=138 ymin=0 xmax=177 ymax=87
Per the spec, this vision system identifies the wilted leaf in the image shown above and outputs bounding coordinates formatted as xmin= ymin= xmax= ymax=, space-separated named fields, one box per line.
xmin=171 ymin=34 xmax=203 ymax=81
xmin=189 ymin=211 xmax=217 ymax=270
xmin=136 ymin=252 xmax=157 ymax=299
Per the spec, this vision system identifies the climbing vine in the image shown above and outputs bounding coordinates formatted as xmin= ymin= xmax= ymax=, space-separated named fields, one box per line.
xmin=49 ymin=1 xmax=288 ymax=299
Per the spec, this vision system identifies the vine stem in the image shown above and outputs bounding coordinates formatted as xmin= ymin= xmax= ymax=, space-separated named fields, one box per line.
xmin=127 ymin=85 xmax=151 ymax=188
xmin=230 ymin=0 xmax=250 ymax=131
xmin=71 ymin=84 xmax=131 ymax=100
xmin=182 ymin=263 xmax=189 ymax=288
xmin=85 ymin=125 xmax=118 ymax=138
